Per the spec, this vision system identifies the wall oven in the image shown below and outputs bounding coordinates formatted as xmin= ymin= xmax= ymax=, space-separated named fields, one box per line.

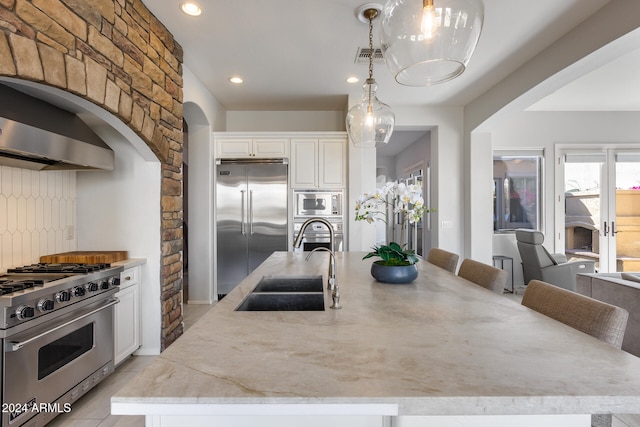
xmin=294 ymin=190 xmax=342 ymax=218
xmin=293 ymin=220 xmax=344 ymax=252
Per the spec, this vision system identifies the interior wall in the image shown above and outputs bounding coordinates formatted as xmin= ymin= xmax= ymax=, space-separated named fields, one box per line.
xmin=182 ymin=65 xmax=226 ymax=303
xmin=394 ymin=134 xmax=431 ymax=179
xmin=376 ymin=156 xmax=396 ymax=181
xmin=467 ymin=132 xmax=493 ymax=265
xmin=77 ymin=126 xmax=162 ymax=355
xmin=392 ymin=107 xmax=464 ymax=256
xmin=226 ymin=111 xmax=346 ymax=132
xmin=184 ymin=108 xmax=214 ymax=304
xmin=490 ymin=110 xmax=640 ymax=286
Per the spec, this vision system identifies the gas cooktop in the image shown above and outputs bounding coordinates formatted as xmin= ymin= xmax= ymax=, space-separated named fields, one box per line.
xmin=8 ymin=263 xmax=112 ymax=274
xmin=0 ymin=263 xmax=124 ymax=332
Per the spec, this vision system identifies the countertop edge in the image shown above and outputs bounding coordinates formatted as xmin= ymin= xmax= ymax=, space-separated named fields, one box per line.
xmin=113 ymin=258 xmax=146 ymax=268
xmin=111 ymin=395 xmax=639 ymax=417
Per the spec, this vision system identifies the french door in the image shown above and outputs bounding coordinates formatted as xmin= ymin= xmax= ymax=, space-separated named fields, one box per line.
xmin=560 ymin=149 xmax=640 ymax=272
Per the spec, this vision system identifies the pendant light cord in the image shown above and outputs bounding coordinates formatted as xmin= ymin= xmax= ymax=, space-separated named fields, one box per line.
xmin=368 ymin=14 xmax=374 ymax=81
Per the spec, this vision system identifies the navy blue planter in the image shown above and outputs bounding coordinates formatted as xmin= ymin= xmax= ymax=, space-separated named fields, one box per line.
xmin=370 ymin=261 xmax=418 ymax=284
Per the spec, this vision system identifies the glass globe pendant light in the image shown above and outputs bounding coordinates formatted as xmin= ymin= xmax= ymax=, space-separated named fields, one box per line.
xmin=346 ymin=7 xmax=395 ymax=148
xmin=380 ymin=0 xmax=484 ymax=86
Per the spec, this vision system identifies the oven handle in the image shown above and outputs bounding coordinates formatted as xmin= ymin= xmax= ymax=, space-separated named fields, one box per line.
xmin=5 ymin=298 xmax=119 ymax=352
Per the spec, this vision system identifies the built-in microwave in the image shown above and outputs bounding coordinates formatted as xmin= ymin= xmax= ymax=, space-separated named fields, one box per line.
xmin=294 ymin=190 xmax=343 ymax=217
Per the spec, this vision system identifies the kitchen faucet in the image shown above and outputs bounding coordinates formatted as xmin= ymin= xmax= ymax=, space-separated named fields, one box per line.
xmin=293 ymin=217 xmax=335 ymax=254
xmin=306 ymin=247 xmax=341 ymax=310
xmin=293 ymin=217 xmax=340 ymax=308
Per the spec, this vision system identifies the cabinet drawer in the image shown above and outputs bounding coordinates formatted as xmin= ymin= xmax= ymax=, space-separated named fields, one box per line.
xmin=120 ymin=267 xmax=139 ymax=288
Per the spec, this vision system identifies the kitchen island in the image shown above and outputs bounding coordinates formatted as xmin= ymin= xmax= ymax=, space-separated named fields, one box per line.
xmin=112 ymin=252 xmax=640 ymax=426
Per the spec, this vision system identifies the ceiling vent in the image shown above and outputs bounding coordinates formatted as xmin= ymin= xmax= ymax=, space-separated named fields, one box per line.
xmin=355 ymin=47 xmax=385 ymax=64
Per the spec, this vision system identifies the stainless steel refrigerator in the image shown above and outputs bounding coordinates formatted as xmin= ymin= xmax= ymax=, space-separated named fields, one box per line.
xmin=215 ymin=158 xmax=288 ymax=296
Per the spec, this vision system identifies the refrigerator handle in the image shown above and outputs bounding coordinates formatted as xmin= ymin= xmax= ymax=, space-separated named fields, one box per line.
xmin=249 ymin=190 xmax=254 ymax=235
xmin=241 ymin=190 xmax=246 ymax=235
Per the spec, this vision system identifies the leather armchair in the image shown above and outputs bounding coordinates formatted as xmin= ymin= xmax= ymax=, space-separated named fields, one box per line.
xmin=515 ymin=229 xmax=595 ymax=291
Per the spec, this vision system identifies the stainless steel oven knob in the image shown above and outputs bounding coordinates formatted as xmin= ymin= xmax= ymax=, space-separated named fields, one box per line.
xmin=73 ymin=286 xmax=86 ymax=297
xmin=55 ymin=290 xmax=71 ymax=302
xmin=86 ymin=282 xmax=99 ymax=292
xmin=16 ymin=305 xmax=35 ymax=320
xmin=37 ymin=299 xmax=55 ymax=312
xmin=108 ymin=276 xmax=120 ymax=287
xmin=99 ymin=280 xmax=109 ymax=290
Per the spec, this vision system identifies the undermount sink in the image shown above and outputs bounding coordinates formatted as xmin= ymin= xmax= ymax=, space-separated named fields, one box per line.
xmin=251 ymin=275 xmax=324 ymax=293
xmin=235 ymin=275 xmax=326 ymax=311
xmin=235 ymin=292 xmax=325 ymax=311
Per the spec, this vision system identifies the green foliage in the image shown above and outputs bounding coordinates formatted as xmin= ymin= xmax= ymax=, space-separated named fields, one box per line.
xmin=362 ymin=241 xmax=419 ymax=266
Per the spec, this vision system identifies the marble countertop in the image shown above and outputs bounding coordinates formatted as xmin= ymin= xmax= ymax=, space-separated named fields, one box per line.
xmin=112 ymin=251 xmax=640 ymax=417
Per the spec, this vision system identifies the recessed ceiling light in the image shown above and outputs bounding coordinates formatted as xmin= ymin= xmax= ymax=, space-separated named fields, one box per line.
xmin=229 ymin=76 xmax=243 ymax=84
xmin=180 ymin=2 xmax=202 ymax=16
xmin=346 ymin=76 xmax=360 ymax=84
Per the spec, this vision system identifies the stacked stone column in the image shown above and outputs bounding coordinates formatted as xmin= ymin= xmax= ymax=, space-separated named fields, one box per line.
xmin=0 ymin=0 xmax=185 ymax=350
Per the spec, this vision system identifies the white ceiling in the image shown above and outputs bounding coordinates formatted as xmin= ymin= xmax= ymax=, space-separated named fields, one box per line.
xmin=527 ymin=47 xmax=640 ymax=112
xmin=145 ymin=0 xmax=633 ymax=111
xmin=143 ymin=0 xmax=639 ymax=157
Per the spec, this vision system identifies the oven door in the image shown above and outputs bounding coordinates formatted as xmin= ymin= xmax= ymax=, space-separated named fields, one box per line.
xmin=2 ymin=298 xmax=117 ymax=426
xmin=300 ymin=233 xmax=344 ymax=252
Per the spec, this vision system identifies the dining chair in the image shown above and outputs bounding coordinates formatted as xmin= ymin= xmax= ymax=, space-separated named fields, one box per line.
xmin=522 ymin=279 xmax=629 ymax=348
xmin=426 ymin=248 xmax=459 ymax=273
xmin=457 ymin=259 xmax=507 ymax=294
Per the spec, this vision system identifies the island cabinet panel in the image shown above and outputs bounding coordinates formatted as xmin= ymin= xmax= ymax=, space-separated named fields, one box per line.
xmin=291 ymin=137 xmax=346 ymax=189
xmin=146 ymin=415 xmax=385 ymax=427
xmin=216 ymin=137 xmax=289 ymax=158
xmin=114 ymin=265 xmax=141 ymax=365
xmin=146 ymin=414 xmax=589 ymax=426
xmin=396 ymin=415 xmax=589 ymax=427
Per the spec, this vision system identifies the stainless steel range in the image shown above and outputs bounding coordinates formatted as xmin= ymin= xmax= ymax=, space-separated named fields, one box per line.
xmin=0 ymin=263 xmax=123 ymax=426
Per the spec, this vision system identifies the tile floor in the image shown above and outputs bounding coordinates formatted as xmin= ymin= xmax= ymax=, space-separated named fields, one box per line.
xmin=616 ymin=415 xmax=640 ymax=427
xmin=47 ymin=302 xmax=214 ymax=427
xmin=44 ymin=295 xmax=640 ymax=427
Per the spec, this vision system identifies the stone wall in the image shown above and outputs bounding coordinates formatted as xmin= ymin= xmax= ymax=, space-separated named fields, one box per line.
xmin=0 ymin=0 xmax=184 ymax=350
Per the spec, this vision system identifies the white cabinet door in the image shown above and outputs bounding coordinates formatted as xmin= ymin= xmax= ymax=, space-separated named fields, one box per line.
xmin=319 ymin=138 xmax=346 ymax=188
xmin=292 ymin=138 xmax=346 ymax=189
xmin=216 ymin=138 xmax=252 ymax=158
xmin=291 ymin=139 xmax=318 ymax=188
xmin=253 ymin=139 xmax=289 ymax=157
xmin=216 ymin=138 xmax=288 ymax=158
xmin=115 ymin=267 xmax=141 ymax=365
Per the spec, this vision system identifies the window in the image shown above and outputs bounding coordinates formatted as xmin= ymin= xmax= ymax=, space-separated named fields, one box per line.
xmin=493 ymin=154 xmax=542 ymax=232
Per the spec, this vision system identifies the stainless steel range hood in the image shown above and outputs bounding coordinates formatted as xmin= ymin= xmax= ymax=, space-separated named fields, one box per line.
xmin=0 ymin=84 xmax=114 ymax=171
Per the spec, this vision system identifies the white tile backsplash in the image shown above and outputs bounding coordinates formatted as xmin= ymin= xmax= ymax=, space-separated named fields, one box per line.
xmin=0 ymin=165 xmax=77 ymax=272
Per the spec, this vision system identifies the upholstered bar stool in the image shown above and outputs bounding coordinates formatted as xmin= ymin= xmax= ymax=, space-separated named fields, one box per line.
xmin=522 ymin=279 xmax=629 ymax=348
xmin=426 ymin=248 xmax=459 ymax=273
xmin=522 ymin=279 xmax=629 ymax=427
xmin=457 ymin=259 xmax=507 ymax=294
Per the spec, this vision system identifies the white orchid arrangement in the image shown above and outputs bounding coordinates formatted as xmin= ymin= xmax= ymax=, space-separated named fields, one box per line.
xmin=355 ymin=181 xmax=427 ymax=265
xmin=355 ymin=181 xmax=426 ymax=233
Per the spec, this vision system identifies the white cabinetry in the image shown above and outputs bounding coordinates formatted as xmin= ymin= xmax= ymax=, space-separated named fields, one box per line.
xmin=216 ymin=138 xmax=288 ymax=158
xmin=291 ymin=138 xmax=346 ymax=189
xmin=213 ymin=132 xmax=347 ymax=188
xmin=115 ymin=265 xmax=141 ymax=365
